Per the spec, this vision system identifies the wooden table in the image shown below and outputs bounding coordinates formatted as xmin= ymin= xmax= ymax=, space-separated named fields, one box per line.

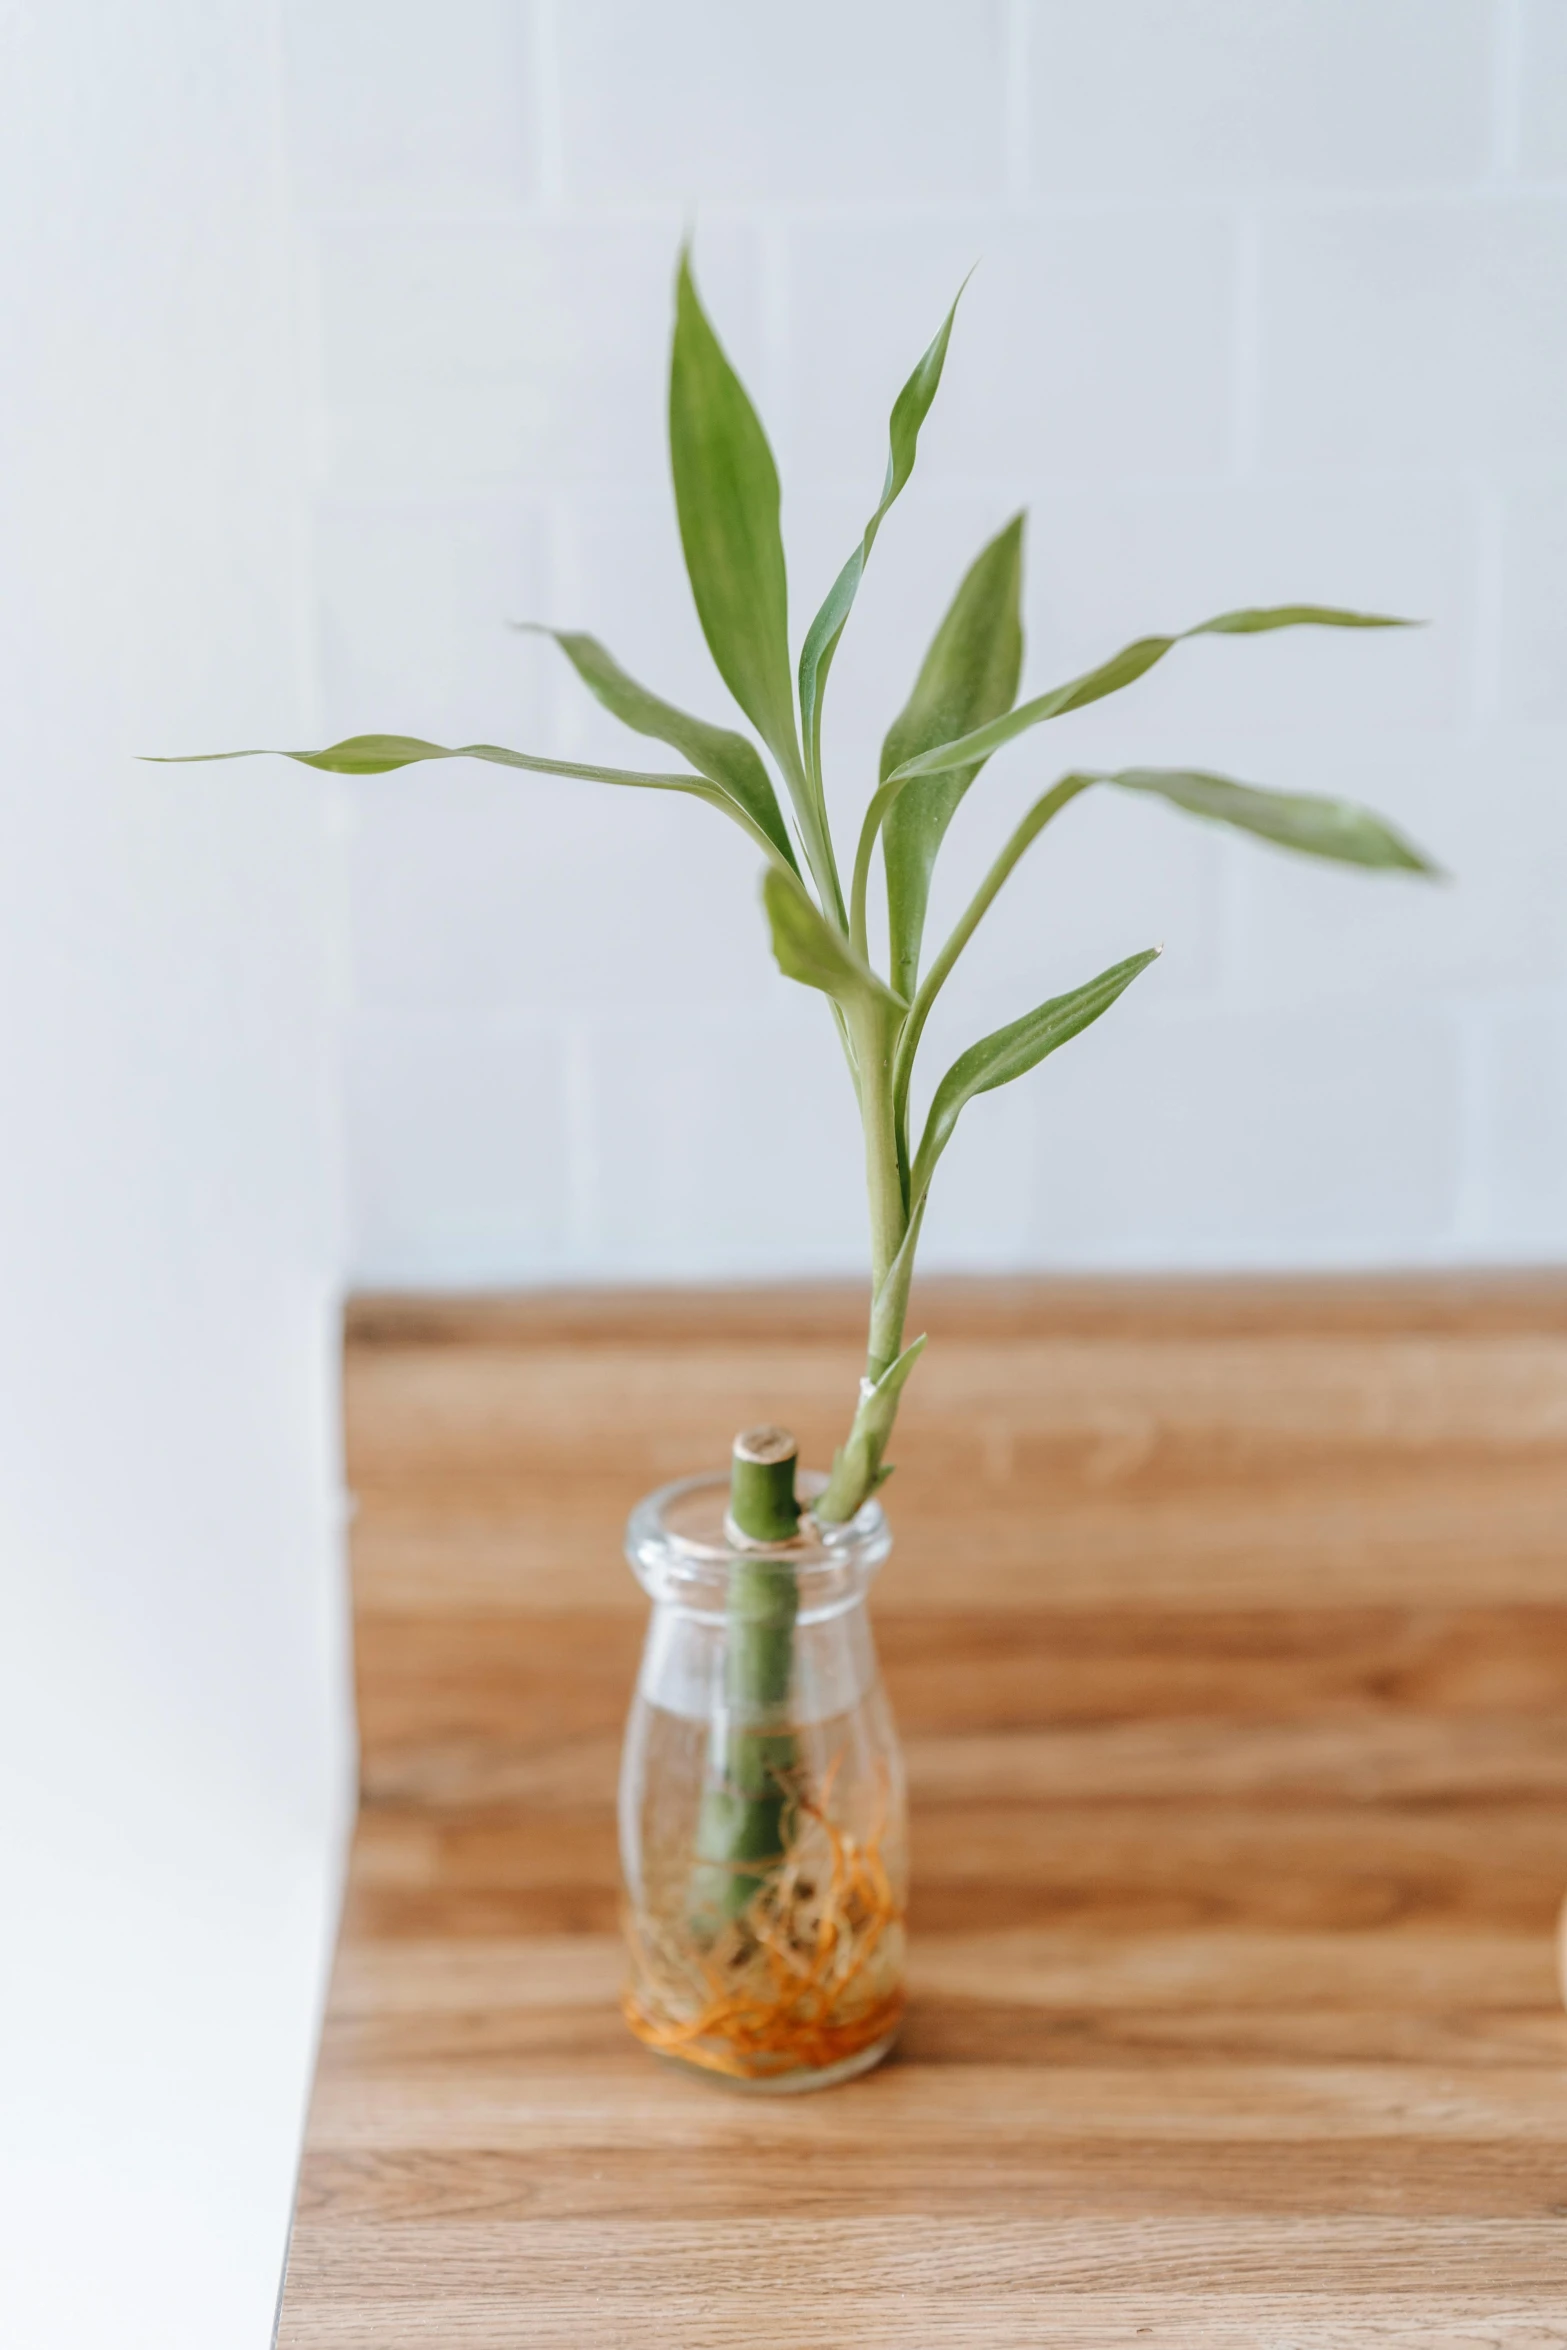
xmin=278 ymin=1279 xmax=1567 ymax=2347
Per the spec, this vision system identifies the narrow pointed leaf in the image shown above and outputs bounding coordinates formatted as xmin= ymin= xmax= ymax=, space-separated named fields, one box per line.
xmin=152 ymin=732 xmax=712 ymax=788
xmin=762 ymin=866 xmax=904 ymax=1020
xmin=147 ymin=735 xmax=793 ymax=865
xmin=1113 ymin=766 xmax=1439 ymax=873
xmin=815 ymin=1332 xmax=928 ymax=1523
xmin=1199 ymin=605 xmax=1413 ymax=636
xmin=911 ymin=948 xmax=1160 ymax=1204
xmin=670 ymin=253 xmax=801 ymax=798
xmin=885 ymin=605 xmax=1416 ymax=789
xmin=798 ymin=282 xmax=966 ymax=794
xmin=869 ymin=1329 xmax=926 ymax=1411
xmin=523 ymin=626 xmax=799 ymax=873
xmin=892 ymin=760 xmax=1437 ymax=1147
xmin=880 ymin=513 xmax=1024 ymax=998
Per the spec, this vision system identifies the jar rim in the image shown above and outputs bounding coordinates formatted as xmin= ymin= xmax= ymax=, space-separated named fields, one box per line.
xmin=624 ymin=1469 xmax=891 ymax=1608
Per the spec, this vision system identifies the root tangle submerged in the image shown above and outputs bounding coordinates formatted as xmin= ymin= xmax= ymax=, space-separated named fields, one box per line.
xmin=623 ymin=1781 xmax=905 ymax=2083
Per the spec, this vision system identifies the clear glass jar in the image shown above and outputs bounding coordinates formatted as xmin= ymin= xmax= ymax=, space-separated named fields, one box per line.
xmin=618 ymin=1470 xmax=907 ymax=2093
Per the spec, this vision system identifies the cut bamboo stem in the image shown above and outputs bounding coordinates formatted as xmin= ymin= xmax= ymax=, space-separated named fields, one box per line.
xmin=689 ymin=1427 xmax=803 ymax=1930
xmin=726 ymin=1424 xmax=801 ymax=1545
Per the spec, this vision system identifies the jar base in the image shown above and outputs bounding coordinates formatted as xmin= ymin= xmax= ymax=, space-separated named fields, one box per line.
xmin=649 ymin=2027 xmax=899 ymax=2096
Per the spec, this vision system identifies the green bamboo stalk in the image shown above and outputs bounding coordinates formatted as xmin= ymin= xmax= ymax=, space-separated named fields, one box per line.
xmin=814 ymin=999 xmax=919 ymax=1524
xmin=164 ymin=248 xmax=1438 ymax=1655
xmin=689 ymin=1428 xmax=803 ymax=1931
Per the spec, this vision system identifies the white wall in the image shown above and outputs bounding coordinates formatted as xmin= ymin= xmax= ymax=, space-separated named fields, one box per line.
xmin=282 ymin=0 xmax=1567 ymax=1288
xmin=0 ymin=6 xmax=347 ymax=2344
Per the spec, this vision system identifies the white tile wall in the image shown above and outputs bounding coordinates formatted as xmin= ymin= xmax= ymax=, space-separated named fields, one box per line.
xmin=1027 ymin=1 xmax=1495 ymax=192
xmin=283 ymin=0 xmax=539 ymax=212
xmin=280 ymin=0 xmax=1567 ymax=1284
xmin=1500 ymin=487 xmax=1567 ymax=721
xmin=1261 ymin=201 xmax=1567 ymax=474
xmin=1520 ymin=0 xmax=1567 ymax=176
xmin=1485 ymin=992 xmax=1567 ymax=1240
xmin=347 ymin=1015 xmax=574 ymax=1279
xmin=586 ymin=1003 xmax=867 ymax=1278
xmin=555 ymin=1 xmax=1010 ymax=206
xmin=314 ymin=495 xmax=554 ymax=742
xmin=1030 ymin=995 xmax=1464 ymax=1265
xmin=782 ymin=215 xmax=1238 ymax=491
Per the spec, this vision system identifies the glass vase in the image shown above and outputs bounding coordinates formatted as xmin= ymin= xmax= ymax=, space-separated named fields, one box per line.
xmin=618 ymin=1469 xmax=907 ymax=2092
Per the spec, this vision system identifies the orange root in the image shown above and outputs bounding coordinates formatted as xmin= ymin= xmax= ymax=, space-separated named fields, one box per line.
xmin=623 ymin=1782 xmax=905 ymax=2083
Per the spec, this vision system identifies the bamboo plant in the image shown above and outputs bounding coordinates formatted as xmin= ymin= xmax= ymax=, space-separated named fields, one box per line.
xmin=167 ymin=251 xmax=1436 ymax=1905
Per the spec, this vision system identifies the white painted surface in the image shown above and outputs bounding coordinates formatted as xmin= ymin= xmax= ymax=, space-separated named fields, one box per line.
xmin=274 ymin=0 xmax=1567 ymax=1286
xmin=0 ymin=5 xmax=346 ymax=2343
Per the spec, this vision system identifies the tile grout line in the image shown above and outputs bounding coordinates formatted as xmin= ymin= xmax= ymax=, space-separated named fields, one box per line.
xmin=1450 ymin=998 xmax=1494 ymax=1253
xmin=1230 ymin=212 xmax=1264 ymax=482
xmin=531 ymin=0 xmax=566 ymax=213
xmin=562 ymin=1017 xmax=601 ymax=1266
xmin=1003 ymin=0 xmax=1032 ymax=206
xmin=1469 ymin=483 xmax=1506 ymax=732
xmin=1490 ymin=0 xmax=1527 ymax=182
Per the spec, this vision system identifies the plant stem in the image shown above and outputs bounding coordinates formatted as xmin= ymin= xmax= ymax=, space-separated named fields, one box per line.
xmin=780 ymin=739 xmax=848 ymax=933
xmin=690 ymin=1429 xmax=803 ymax=1930
xmin=815 ymin=1004 xmax=923 ymax=1524
xmin=728 ymin=1428 xmax=802 ymax=1544
xmin=855 ymin=1005 xmax=908 ymax=1316
xmin=891 ymin=772 xmax=1095 ymax=1149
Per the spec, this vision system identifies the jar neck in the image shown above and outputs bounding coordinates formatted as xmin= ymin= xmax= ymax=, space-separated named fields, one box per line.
xmin=625 ymin=1471 xmax=891 ymax=1626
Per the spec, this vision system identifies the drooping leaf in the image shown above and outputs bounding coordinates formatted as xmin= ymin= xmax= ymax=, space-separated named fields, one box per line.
xmin=146 ymin=735 xmax=794 ymax=867
xmin=520 ymin=626 xmax=799 ymax=873
xmin=761 ymin=865 xmax=904 ymax=1022
xmin=883 ymin=605 xmax=1417 ymax=791
xmin=1113 ymin=766 xmax=1439 ymax=873
xmin=890 ymin=758 xmax=1438 ymax=1152
xmin=880 ymin=513 xmax=1025 ymax=998
xmin=669 ymin=252 xmax=804 ymax=810
xmin=910 ymin=947 xmax=1160 ymax=1204
xmin=797 ymin=281 xmax=967 ymax=801
xmin=1199 ymin=605 xmax=1413 ymax=637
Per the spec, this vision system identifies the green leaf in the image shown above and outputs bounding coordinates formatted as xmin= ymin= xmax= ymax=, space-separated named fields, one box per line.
xmin=146 ymin=735 xmax=795 ymax=866
xmin=892 ymin=762 xmax=1438 ymax=1148
xmin=669 ymin=252 xmax=803 ymax=806
xmin=761 ymin=866 xmax=904 ymax=1021
xmin=1113 ymin=766 xmax=1439 ymax=873
xmin=797 ymin=281 xmax=966 ymax=802
xmin=910 ymin=947 xmax=1160 ymax=1204
xmin=868 ymin=1328 xmax=926 ymax=1412
xmin=880 ymin=513 xmax=1025 ymax=998
xmin=1198 ymin=604 xmax=1414 ymax=637
xmin=884 ymin=604 xmax=1418 ymax=790
xmin=814 ymin=1331 xmax=928 ymax=1523
xmin=521 ymin=626 xmax=800 ymax=874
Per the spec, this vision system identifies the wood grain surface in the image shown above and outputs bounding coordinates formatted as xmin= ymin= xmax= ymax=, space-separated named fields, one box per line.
xmin=279 ymin=1276 xmax=1567 ymax=2348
